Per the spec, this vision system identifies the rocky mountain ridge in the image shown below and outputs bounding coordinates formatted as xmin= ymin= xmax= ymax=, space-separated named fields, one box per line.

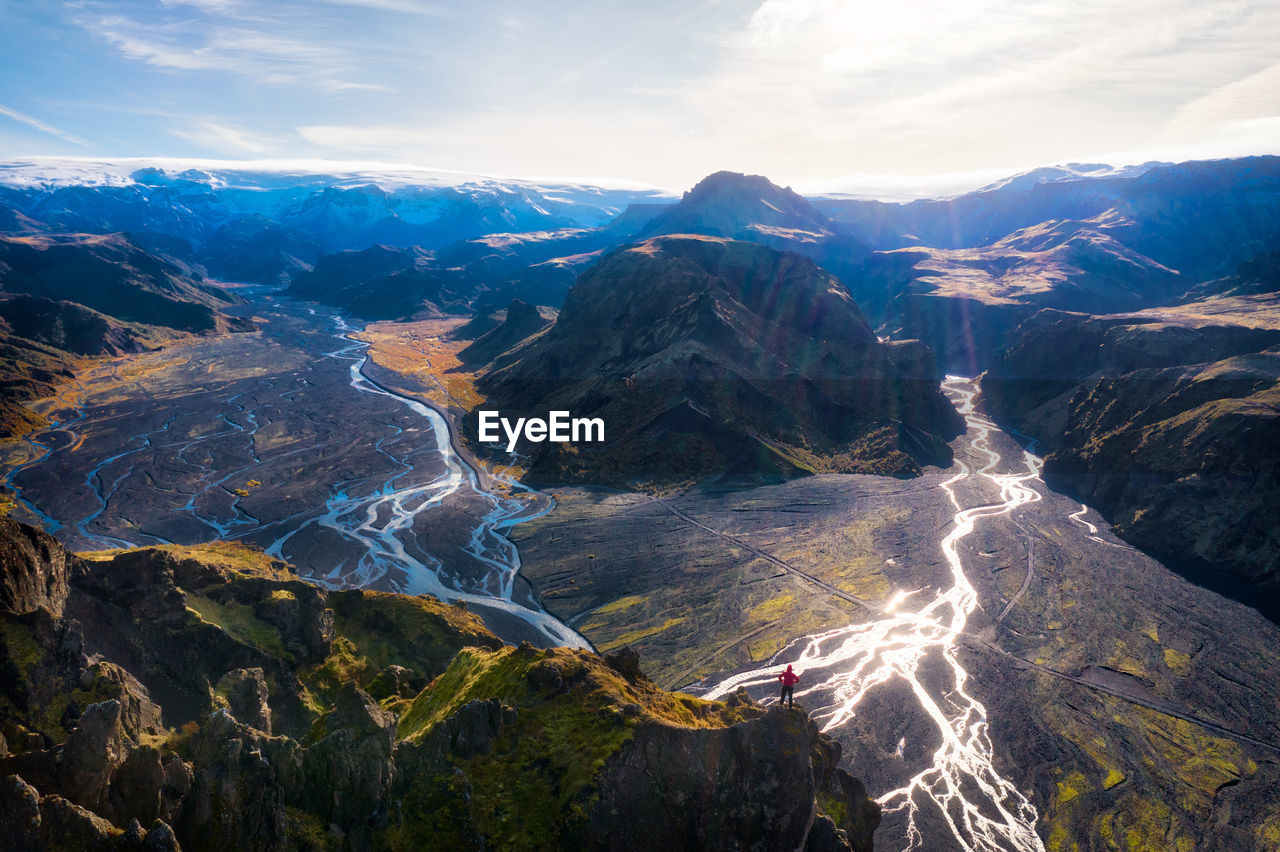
xmin=0 ymin=517 xmax=880 ymax=850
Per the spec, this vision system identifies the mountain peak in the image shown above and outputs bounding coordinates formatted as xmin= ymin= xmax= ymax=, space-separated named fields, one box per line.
xmin=683 ymin=170 xmax=787 ymax=197
xmin=643 ymin=171 xmax=836 ymax=240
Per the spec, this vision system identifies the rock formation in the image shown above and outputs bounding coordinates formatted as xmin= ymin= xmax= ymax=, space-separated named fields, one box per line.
xmin=475 ymin=234 xmax=960 ymax=485
xmin=0 ymin=521 xmax=880 ymax=850
xmin=983 ymin=302 xmax=1280 ymax=619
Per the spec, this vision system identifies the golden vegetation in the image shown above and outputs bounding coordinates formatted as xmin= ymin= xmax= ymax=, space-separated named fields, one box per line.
xmin=354 ymin=318 xmax=485 ymax=412
xmin=78 ymin=540 xmax=292 ymax=579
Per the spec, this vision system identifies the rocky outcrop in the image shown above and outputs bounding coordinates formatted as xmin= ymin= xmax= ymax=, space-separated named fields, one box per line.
xmin=476 ymin=235 xmax=961 ymax=485
xmin=1 ymin=773 xmax=182 ymax=852
xmin=0 ymin=518 xmax=72 ymax=617
xmin=983 ymin=306 xmax=1280 ymax=618
xmin=0 ymin=523 xmax=881 ymax=850
xmin=583 ymin=705 xmax=879 ymax=852
xmin=213 ymin=669 xmax=271 ymax=734
xmin=389 ymin=645 xmax=879 ymax=851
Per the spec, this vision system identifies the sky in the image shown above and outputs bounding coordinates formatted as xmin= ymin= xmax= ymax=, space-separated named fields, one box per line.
xmin=2 ymin=0 xmax=1279 ymax=193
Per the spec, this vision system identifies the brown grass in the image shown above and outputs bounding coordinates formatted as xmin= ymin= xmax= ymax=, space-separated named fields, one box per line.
xmin=78 ymin=540 xmax=293 ymax=579
xmin=354 ymin=318 xmax=485 ymax=412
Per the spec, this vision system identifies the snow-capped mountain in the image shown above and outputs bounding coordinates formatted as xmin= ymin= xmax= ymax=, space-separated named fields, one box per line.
xmin=0 ymin=157 xmax=676 ymax=253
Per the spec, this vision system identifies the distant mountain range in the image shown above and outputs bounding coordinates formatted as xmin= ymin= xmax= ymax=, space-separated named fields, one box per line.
xmin=6 ymin=156 xmax=1277 ymax=343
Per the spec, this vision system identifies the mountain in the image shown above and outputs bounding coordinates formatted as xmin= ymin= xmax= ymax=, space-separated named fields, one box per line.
xmin=0 ymin=232 xmax=254 ymax=440
xmin=458 ymin=298 xmax=556 ymax=366
xmin=199 ymin=214 xmax=321 ymax=285
xmin=0 ymin=324 xmax=76 ymax=439
xmin=643 ymin=171 xmax=838 ymax=240
xmin=0 ymin=160 xmax=674 ymax=258
xmin=1184 ymin=248 xmax=1280 ymax=300
xmin=827 ymin=157 xmax=1280 ymax=373
xmin=640 ymin=171 xmax=871 ymax=276
xmin=814 ymin=169 xmax=1139 ymax=251
xmin=0 ymin=233 xmax=246 ymax=334
xmin=983 ymin=295 xmax=1280 ymax=619
xmin=811 ymin=161 xmax=1174 ymax=251
xmin=1106 ymin=156 xmax=1280 ymax=280
xmin=0 ymin=295 xmax=176 ymax=357
xmin=851 ymin=212 xmax=1187 ymax=373
xmin=288 ymin=244 xmax=472 ymax=320
xmin=472 ymin=235 xmax=961 ymax=485
xmin=285 ymin=204 xmax=663 ymax=319
xmin=0 ymin=519 xmax=880 ymax=851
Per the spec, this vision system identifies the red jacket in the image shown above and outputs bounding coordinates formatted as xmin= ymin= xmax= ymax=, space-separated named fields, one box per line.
xmin=778 ymin=669 xmax=800 ymax=686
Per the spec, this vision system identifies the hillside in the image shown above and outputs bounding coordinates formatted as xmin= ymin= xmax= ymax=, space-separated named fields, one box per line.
xmin=457 ymin=298 xmax=556 ymax=367
xmin=288 ymin=244 xmax=473 ymax=320
xmin=473 ymin=235 xmax=961 ymax=485
xmin=851 ymin=212 xmax=1187 ymax=372
xmin=0 ymin=232 xmax=254 ymax=440
xmin=0 ymin=233 xmax=246 ymax=334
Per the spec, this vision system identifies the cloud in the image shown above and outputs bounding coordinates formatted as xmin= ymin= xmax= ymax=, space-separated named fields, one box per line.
xmin=99 ymin=23 xmax=338 ymax=78
xmin=1158 ymin=62 xmax=1280 ymax=143
xmin=89 ymin=5 xmax=390 ymax=91
xmin=159 ymin=0 xmax=450 ymax=15
xmin=169 ymin=120 xmax=278 ymax=154
xmin=306 ymin=0 xmax=453 ymax=14
xmin=672 ymin=0 xmax=1280 ymax=178
xmin=0 ymin=104 xmax=88 ymax=145
xmin=12 ymin=0 xmax=1280 ymax=188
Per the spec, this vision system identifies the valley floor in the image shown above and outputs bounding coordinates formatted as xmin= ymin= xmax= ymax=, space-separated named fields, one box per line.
xmin=514 ymin=383 xmax=1280 ymax=851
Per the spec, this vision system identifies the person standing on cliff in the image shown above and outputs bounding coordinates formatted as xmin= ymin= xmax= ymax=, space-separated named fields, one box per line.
xmin=777 ymin=664 xmax=800 ymax=709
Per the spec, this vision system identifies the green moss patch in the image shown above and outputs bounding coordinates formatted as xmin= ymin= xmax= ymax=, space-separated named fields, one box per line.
xmin=394 ymin=646 xmax=760 ymax=849
xmin=184 ymin=593 xmax=289 ymax=660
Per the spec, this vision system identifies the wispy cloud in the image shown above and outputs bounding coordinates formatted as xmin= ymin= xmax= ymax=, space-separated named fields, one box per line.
xmin=307 ymin=0 xmax=453 ymax=14
xmin=6 ymin=0 xmax=1278 ymax=188
xmin=673 ymin=0 xmax=1280 ymax=179
xmin=1158 ymin=61 xmax=1280 ymax=143
xmin=89 ymin=4 xmax=390 ymax=91
xmin=0 ymin=104 xmax=88 ymax=145
xmin=159 ymin=0 xmax=450 ymax=16
xmin=168 ymin=120 xmax=279 ymax=154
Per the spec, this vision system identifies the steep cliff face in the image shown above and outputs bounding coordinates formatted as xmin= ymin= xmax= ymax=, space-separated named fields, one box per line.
xmin=476 ymin=235 xmax=960 ymax=485
xmin=983 ymin=305 xmax=1280 ymax=618
xmin=584 ymin=702 xmax=879 ymax=852
xmin=392 ymin=643 xmax=879 ymax=852
xmin=0 ymin=518 xmax=71 ymax=618
xmin=0 ymin=522 xmax=880 ymax=851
